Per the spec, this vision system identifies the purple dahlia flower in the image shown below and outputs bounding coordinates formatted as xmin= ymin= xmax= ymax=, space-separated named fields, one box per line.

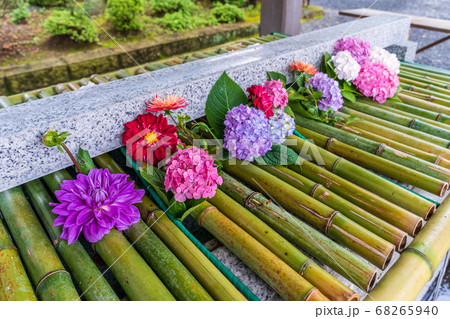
xmin=224 ymin=104 xmax=272 ymax=162
xmin=307 ymin=72 xmax=344 ymax=112
xmin=50 ymin=168 xmax=145 ymax=244
xmin=333 ymin=37 xmax=371 ymax=65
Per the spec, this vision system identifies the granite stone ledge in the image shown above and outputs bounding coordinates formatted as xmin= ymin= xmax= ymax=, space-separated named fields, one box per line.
xmin=386 ymin=40 xmax=417 ymax=62
xmin=0 ymin=14 xmax=411 ymax=192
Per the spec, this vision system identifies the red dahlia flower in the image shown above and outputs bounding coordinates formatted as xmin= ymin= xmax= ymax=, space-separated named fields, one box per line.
xmin=122 ymin=113 xmax=179 ymax=165
xmin=247 ymin=85 xmax=274 ymax=118
xmin=289 ymin=61 xmax=318 ymax=75
xmin=145 ymin=94 xmax=189 ymax=113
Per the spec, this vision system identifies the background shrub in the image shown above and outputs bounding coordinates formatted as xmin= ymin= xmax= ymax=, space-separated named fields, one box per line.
xmin=0 ymin=0 xmax=21 ymax=17
xmin=106 ymin=0 xmax=144 ymax=31
xmin=211 ymin=3 xmax=244 ymax=23
xmin=160 ymin=11 xmax=217 ymax=32
xmin=29 ymin=0 xmax=69 ymax=6
xmin=215 ymin=0 xmax=247 ymax=7
xmin=150 ymin=0 xmax=196 ymax=15
xmin=44 ymin=9 xmax=99 ymax=43
xmin=11 ymin=2 xmax=30 ymax=24
xmin=84 ymin=0 xmax=105 ymax=15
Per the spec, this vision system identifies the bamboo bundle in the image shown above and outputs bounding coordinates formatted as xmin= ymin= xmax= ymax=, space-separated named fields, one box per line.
xmin=397 ymin=93 xmax=450 ymax=115
xmin=209 ymin=189 xmax=359 ymax=300
xmin=295 ymin=118 xmax=450 ymax=187
xmin=44 ymin=170 xmax=176 ymax=301
xmin=223 ymin=160 xmax=395 ymax=269
xmin=399 ymin=73 xmax=449 ymax=89
xmin=190 ymin=202 xmax=329 ymax=301
xmin=219 ymin=173 xmax=379 ymax=291
xmin=400 ymin=65 xmax=450 ymax=83
xmin=337 ymin=111 xmax=450 ymax=160
xmin=367 ymin=194 xmax=450 ymax=301
xmin=93 ymin=154 xmax=214 ymax=301
xmin=343 ymin=101 xmax=450 ymax=140
xmin=285 ymin=135 xmax=434 ymax=221
xmin=399 ymin=76 xmax=450 ymax=96
xmin=335 ymin=122 xmax=450 ymax=169
xmin=24 ymin=179 xmax=119 ymax=301
xmin=256 ymin=165 xmax=408 ymax=250
xmin=400 ymin=70 xmax=450 ymax=86
xmin=401 ymin=62 xmax=450 ymax=78
xmin=340 ymin=108 xmax=450 ymax=149
xmin=399 ymin=88 xmax=450 ymax=108
xmin=0 ymin=187 xmax=79 ymax=301
xmin=0 ymin=220 xmax=37 ymax=301
xmin=145 ymin=210 xmax=247 ymax=301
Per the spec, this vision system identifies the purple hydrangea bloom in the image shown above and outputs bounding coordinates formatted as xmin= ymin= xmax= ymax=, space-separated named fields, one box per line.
xmin=307 ymin=72 xmax=344 ymax=112
xmin=50 ymin=168 xmax=145 ymax=244
xmin=333 ymin=37 xmax=371 ymax=65
xmin=269 ymin=109 xmax=295 ymax=144
xmin=224 ymin=104 xmax=272 ymax=162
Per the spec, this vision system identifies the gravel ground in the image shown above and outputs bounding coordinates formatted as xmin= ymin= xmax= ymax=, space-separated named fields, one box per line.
xmin=302 ymin=0 xmax=450 ymax=69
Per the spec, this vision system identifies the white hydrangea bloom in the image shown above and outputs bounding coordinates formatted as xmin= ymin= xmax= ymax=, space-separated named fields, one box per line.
xmin=331 ymin=50 xmax=361 ymax=81
xmin=369 ymin=46 xmax=401 ymax=74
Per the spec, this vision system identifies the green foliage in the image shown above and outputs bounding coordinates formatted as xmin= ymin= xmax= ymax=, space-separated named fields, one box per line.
xmin=0 ymin=0 xmax=21 ymax=17
xmin=215 ymin=0 xmax=247 ymax=7
xmin=11 ymin=2 xmax=30 ymax=24
xmin=44 ymin=9 xmax=99 ymax=43
xmin=84 ymin=0 xmax=105 ymax=15
xmin=255 ymin=144 xmax=300 ymax=166
xmin=29 ymin=0 xmax=69 ymax=6
xmin=211 ymin=3 xmax=244 ymax=23
xmin=150 ymin=0 xmax=196 ymax=15
xmin=267 ymin=71 xmax=287 ymax=85
xmin=106 ymin=0 xmax=144 ymax=31
xmin=77 ymin=147 xmax=96 ymax=175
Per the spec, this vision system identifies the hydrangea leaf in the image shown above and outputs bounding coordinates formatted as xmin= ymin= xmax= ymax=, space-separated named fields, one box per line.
xmin=256 ymin=144 xmax=300 ymax=166
xmin=139 ymin=166 xmax=166 ymax=189
xmin=205 ymin=71 xmax=248 ymax=139
xmin=267 ymin=71 xmax=287 ymax=85
xmin=169 ymin=197 xmax=187 ymax=219
xmin=77 ymin=147 xmax=95 ymax=174
xmin=178 ymin=201 xmax=206 ymax=222
xmin=341 ymin=91 xmax=356 ymax=103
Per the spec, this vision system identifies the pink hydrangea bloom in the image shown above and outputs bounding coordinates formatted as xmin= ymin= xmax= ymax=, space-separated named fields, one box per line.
xmin=164 ymin=147 xmax=223 ymax=202
xmin=263 ymin=80 xmax=289 ymax=109
xmin=334 ymin=37 xmax=371 ymax=65
xmin=353 ymin=62 xmax=400 ymax=103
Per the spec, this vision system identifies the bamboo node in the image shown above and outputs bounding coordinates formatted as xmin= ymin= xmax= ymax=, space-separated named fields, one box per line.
xmin=436 ymin=113 xmax=443 ymax=122
xmin=325 ymin=211 xmax=338 ymax=235
xmin=409 ymin=119 xmax=416 ymax=128
xmin=36 ymin=269 xmax=70 ymax=295
xmin=325 ymin=138 xmax=336 ymax=150
xmin=244 ymin=192 xmax=260 ymax=208
xmin=299 ymin=260 xmax=313 ymax=276
xmin=145 ymin=209 xmax=164 ymax=226
xmin=197 ymin=206 xmax=216 ymax=227
xmin=331 ymin=157 xmax=343 ymax=173
xmin=376 ymin=144 xmax=387 ymax=156
xmin=0 ymin=245 xmax=17 ymax=251
xmin=309 ymin=184 xmax=321 ymax=197
xmin=404 ymin=247 xmax=435 ymax=279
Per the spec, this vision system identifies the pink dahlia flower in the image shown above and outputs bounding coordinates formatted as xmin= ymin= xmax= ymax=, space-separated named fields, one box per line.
xmin=263 ymin=80 xmax=288 ymax=110
xmin=353 ymin=62 xmax=400 ymax=103
xmin=164 ymin=147 xmax=223 ymax=203
xmin=247 ymin=84 xmax=274 ymax=118
xmin=51 ymin=169 xmax=145 ymax=244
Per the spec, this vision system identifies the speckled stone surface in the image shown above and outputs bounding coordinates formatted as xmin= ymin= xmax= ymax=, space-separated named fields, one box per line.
xmin=386 ymin=41 xmax=418 ymax=62
xmin=0 ymin=14 xmax=411 ymax=192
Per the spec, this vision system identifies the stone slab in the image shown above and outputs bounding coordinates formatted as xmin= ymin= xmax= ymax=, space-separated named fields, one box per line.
xmin=0 ymin=14 xmax=411 ymax=192
xmin=386 ymin=40 xmax=418 ymax=62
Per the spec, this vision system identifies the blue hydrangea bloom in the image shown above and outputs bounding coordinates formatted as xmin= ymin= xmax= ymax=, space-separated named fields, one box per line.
xmin=224 ymin=104 xmax=272 ymax=162
xmin=269 ymin=108 xmax=295 ymax=144
xmin=307 ymin=72 xmax=344 ymax=112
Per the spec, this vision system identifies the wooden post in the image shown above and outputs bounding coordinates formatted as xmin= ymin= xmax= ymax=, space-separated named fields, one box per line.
xmin=260 ymin=0 xmax=302 ymax=36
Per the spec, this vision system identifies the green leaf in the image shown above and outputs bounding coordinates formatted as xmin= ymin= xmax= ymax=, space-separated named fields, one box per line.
xmin=284 ymin=105 xmax=295 ymax=118
xmin=77 ymin=147 xmax=95 ymax=174
xmin=205 ymin=72 xmax=248 ymax=139
xmin=296 ymin=73 xmax=305 ymax=88
xmin=152 ymin=186 xmax=170 ymax=207
xmin=288 ymin=93 xmax=307 ymax=101
xmin=256 ymin=144 xmax=300 ymax=166
xmin=289 ymin=101 xmax=316 ymax=119
xmin=388 ymin=95 xmax=403 ymax=103
xmin=312 ymin=91 xmax=323 ymax=100
xmin=139 ymin=166 xmax=166 ymax=189
xmin=267 ymin=71 xmax=287 ymax=85
xmin=169 ymin=197 xmax=187 ymax=219
xmin=341 ymin=91 xmax=356 ymax=103
xmin=345 ymin=114 xmax=362 ymax=125
xmin=178 ymin=201 xmax=205 ymax=223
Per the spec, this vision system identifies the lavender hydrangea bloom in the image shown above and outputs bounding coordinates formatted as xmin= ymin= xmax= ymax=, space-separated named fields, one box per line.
xmin=307 ymin=72 xmax=344 ymax=112
xmin=50 ymin=168 xmax=145 ymax=244
xmin=333 ymin=37 xmax=371 ymax=65
xmin=224 ymin=104 xmax=272 ymax=162
xmin=269 ymin=108 xmax=295 ymax=144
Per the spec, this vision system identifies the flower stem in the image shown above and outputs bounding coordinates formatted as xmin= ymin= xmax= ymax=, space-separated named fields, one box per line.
xmin=60 ymin=142 xmax=82 ymax=174
xmin=168 ymin=112 xmax=193 ymax=145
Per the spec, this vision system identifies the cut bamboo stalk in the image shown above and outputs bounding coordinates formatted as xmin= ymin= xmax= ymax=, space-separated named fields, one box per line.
xmin=223 ymin=160 xmax=395 ymax=269
xmin=397 ymin=93 xmax=450 ymax=115
xmin=257 ymin=165 xmax=408 ymax=251
xmin=341 ymin=108 xmax=450 ymax=149
xmin=219 ymin=173 xmax=379 ymax=291
xmin=190 ymin=202 xmax=329 ymax=301
xmin=145 ymin=210 xmax=247 ymax=301
xmin=0 ymin=220 xmax=37 ymax=301
xmin=285 ymin=135 xmax=434 ymax=222
xmin=399 ymin=73 xmax=449 ymax=89
xmin=400 ymin=70 xmax=449 ymax=86
xmin=400 ymin=84 xmax=450 ymax=101
xmin=93 ymin=154 xmax=214 ymax=301
xmin=344 ymin=101 xmax=450 ymax=140
xmin=337 ymin=111 xmax=450 ymax=160
xmin=44 ymin=170 xmax=176 ymax=301
xmin=400 ymin=89 xmax=450 ymax=108
xmin=295 ymin=118 xmax=450 ymax=186
xmin=399 ymin=77 xmax=450 ymax=95
xmin=24 ymin=178 xmax=119 ymax=301
xmin=209 ymin=188 xmax=359 ymax=300
xmin=335 ymin=122 xmax=450 ymax=169
xmin=400 ymin=65 xmax=450 ymax=83
xmin=0 ymin=187 xmax=79 ymax=301
xmin=367 ymin=193 xmax=450 ymax=301
xmin=401 ymin=62 xmax=450 ymax=78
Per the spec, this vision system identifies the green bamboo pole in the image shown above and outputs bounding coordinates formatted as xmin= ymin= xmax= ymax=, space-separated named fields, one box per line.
xmin=24 ymin=179 xmax=119 ymax=301
xmin=285 ymin=135 xmax=434 ymax=222
xmin=335 ymin=122 xmax=450 ymax=170
xmin=400 ymin=70 xmax=450 ymax=86
xmin=223 ymin=160 xmax=395 ymax=269
xmin=257 ymin=165 xmax=408 ymax=251
xmin=397 ymin=93 xmax=450 ymax=115
xmin=93 ymin=154 xmax=214 ymax=301
xmin=399 ymin=73 xmax=449 ymax=89
xmin=0 ymin=187 xmax=79 ymax=301
xmin=399 ymin=77 xmax=450 ymax=95
xmin=337 ymin=111 xmax=450 ymax=160
xmin=400 ymin=65 xmax=450 ymax=83
xmin=209 ymin=189 xmax=359 ymax=300
xmin=340 ymin=108 xmax=450 ymax=149
xmin=0 ymin=220 xmax=37 ymax=301
xmin=399 ymin=89 xmax=450 ymax=108
xmin=367 ymin=193 xmax=450 ymax=301
xmin=295 ymin=118 xmax=450 ymax=187
xmin=219 ymin=173 xmax=379 ymax=291
xmin=343 ymin=101 xmax=450 ymax=140
xmin=190 ymin=202 xmax=329 ymax=301
xmin=44 ymin=169 xmax=175 ymax=301
xmin=401 ymin=62 xmax=450 ymax=78
xmin=145 ymin=210 xmax=247 ymax=301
